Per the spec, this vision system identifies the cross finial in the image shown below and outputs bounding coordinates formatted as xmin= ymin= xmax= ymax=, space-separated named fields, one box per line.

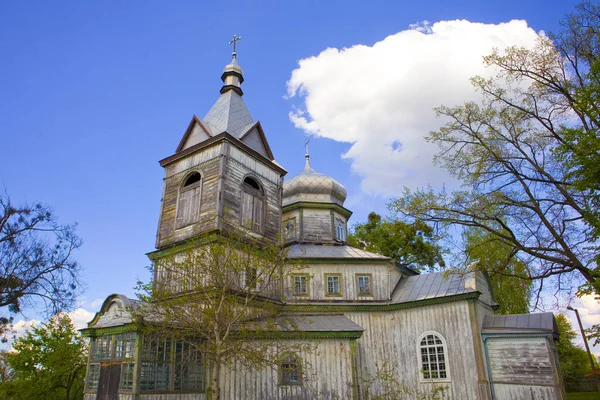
xmin=229 ymin=34 xmax=242 ymax=57
xmin=305 ymin=135 xmax=310 ymax=157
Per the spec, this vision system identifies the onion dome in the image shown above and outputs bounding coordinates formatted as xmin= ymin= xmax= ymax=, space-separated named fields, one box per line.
xmin=283 ymin=154 xmax=347 ymax=207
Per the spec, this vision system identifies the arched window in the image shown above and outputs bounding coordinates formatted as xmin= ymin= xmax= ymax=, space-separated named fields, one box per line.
xmin=176 ymin=172 xmax=201 ymax=229
xmin=241 ymin=176 xmax=264 ymax=233
xmin=279 ymin=353 xmax=302 ymax=385
xmin=418 ymin=332 xmax=449 ymax=381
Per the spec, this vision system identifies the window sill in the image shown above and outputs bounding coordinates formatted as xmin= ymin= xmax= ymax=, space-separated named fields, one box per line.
xmin=325 ymin=294 xmax=343 ymax=297
xmin=419 ymin=378 xmax=451 ymax=384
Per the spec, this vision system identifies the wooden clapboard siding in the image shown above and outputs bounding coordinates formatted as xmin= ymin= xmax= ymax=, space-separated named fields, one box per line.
xmin=157 ymin=155 xmax=221 ymax=248
xmin=219 ymin=339 xmax=355 ymax=400
xmin=347 ymin=301 xmax=480 ymax=399
xmin=285 ymin=263 xmax=400 ymax=301
xmin=486 ymin=337 xmax=556 ymax=386
xmin=156 ymin=142 xmax=283 ymax=248
xmin=84 ymin=394 xmax=135 ymax=400
xmin=221 ymin=145 xmax=282 ymax=242
xmin=491 ymin=384 xmax=558 ymax=400
xmin=301 ymin=209 xmax=333 ymax=242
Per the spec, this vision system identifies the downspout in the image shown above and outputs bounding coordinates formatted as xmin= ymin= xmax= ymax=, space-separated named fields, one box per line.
xmin=481 ymin=336 xmax=495 ymax=400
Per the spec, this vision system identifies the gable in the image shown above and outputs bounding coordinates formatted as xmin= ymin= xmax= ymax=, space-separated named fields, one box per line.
xmin=240 ymin=122 xmax=274 ymax=160
xmin=176 ymin=116 xmax=212 ymax=152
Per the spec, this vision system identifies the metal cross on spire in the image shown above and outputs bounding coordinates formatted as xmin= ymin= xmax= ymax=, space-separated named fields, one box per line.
xmin=305 ymin=135 xmax=311 ymax=157
xmin=229 ymin=34 xmax=242 ymax=56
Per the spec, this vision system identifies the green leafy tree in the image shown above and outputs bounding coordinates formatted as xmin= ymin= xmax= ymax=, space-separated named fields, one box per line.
xmin=136 ymin=233 xmax=311 ymax=400
xmin=463 ymin=227 xmax=532 ymax=314
xmin=554 ymin=1 xmax=600 ymax=242
xmin=348 ymin=212 xmax=445 ymax=272
xmin=390 ymin=2 xmax=600 ymax=301
xmin=555 ymin=314 xmax=595 ymax=388
xmin=0 ymin=314 xmax=87 ymax=400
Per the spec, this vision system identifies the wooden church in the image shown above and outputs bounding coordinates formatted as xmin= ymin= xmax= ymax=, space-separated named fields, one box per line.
xmin=81 ymin=43 xmax=567 ymax=400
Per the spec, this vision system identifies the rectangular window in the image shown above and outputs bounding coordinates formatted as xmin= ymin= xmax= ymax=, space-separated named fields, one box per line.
xmin=120 ymin=363 xmax=135 ymax=391
xmin=115 ymin=333 xmax=136 ymax=359
xmin=292 ymin=275 xmax=309 ymax=296
xmin=140 ymin=335 xmax=204 ymax=392
xmin=174 ymin=341 xmax=203 ymax=391
xmin=356 ymin=274 xmax=372 ymax=295
xmin=325 ymin=274 xmax=342 ymax=296
xmin=86 ymin=363 xmax=100 ymax=390
xmin=241 ymin=191 xmax=263 ymax=233
xmin=141 ymin=336 xmax=171 ymax=391
xmin=336 ymin=222 xmax=345 ymax=241
xmin=90 ymin=336 xmax=112 ymax=361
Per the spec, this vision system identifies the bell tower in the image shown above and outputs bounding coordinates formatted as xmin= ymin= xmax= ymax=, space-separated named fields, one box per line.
xmin=152 ymin=38 xmax=286 ymax=252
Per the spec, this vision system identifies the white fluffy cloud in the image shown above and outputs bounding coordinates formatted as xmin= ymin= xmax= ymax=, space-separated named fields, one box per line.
xmin=287 ymin=19 xmax=542 ymax=195
xmin=3 ymin=307 xmax=96 ymax=350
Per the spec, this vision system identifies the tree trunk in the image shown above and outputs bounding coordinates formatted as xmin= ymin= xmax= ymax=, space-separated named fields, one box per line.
xmin=211 ymin=359 xmax=221 ymax=400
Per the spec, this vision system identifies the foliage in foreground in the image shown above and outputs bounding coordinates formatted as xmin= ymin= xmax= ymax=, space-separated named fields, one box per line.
xmin=555 ymin=314 xmax=597 ymax=389
xmin=361 ymin=362 xmax=448 ymax=400
xmin=137 ymin=232 xmax=311 ymax=400
xmin=463 ymin=227 xmax=532 ymax=314
xmin=0 ymin=314 xmax=87 ymax=400
xmin=390 ymin=1 xmax=600 ymax=304
xmin=0 ymin=193 xmax=82 ymax=335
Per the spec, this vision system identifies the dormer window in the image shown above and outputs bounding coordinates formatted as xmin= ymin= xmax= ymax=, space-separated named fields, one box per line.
xmin=241 ymin=177 xmax=264 ymax=233
xmin=176 ymin=172 xmax=202 ymax=229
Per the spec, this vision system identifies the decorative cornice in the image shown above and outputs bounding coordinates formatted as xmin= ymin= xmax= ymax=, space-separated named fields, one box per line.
xmin=285 ymin=292 xmax=479 ymax=312
xmin=159 ymin=132 xmax=286 ymax=174
xmin=286 ymin=257 xmax=392 ymax=265
xmin=80 ymin=323 xmax=140 ymax=337
xmin=282 ymin=202 xmax=352 ymax=218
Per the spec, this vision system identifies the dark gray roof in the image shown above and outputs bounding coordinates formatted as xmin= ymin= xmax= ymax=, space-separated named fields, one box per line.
xmin=391 ymin=271 xmax=475 ymax=304
xmin=202 ymin=90 xmax=254 ymax=138
xmin=277 ymin=315 xmax=363 ymax=332
xmin=482 ymin=312 xmax=559 ymax=337
xmin=286 ymin=244 xmax=390 ymax=261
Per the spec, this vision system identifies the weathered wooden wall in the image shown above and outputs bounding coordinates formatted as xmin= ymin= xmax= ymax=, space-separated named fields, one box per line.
xmin=485 ymin=336 xmax=565 ymax=400
xmin=137 ymin=394 xmax=206 ymax=400
xmin=284 ymin=263 xmax=400 ymax=301
xmin=157 ymin=144 xmax=223 ymax=248
xmin=301 ymin=209 xmax=334 ymax=242
xmin=221 ymin=146 xmax=282 ymax=242
xmin=219 ymin=339 xmax=355 ymax=400
xmin=348 ymin=301 xmax=482 ymax=399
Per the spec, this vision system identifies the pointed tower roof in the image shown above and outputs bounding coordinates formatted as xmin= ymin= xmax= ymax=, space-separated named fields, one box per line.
xmin=200 ymin=35 xmax=254 ymax=138
xmin=168 ymin=37 xmax=281 ymax=167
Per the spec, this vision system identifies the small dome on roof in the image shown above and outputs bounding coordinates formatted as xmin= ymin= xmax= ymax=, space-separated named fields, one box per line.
xmin=283 ymin=156 xmax=347 ymax=207
xmin=221 ymin=54 xmax=244 ymax=83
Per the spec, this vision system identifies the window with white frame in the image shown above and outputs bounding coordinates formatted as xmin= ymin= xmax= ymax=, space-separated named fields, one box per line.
xmin=418 ymin=332 xmax=449 ymax=381
xmin=86 ymin=363 xmax=100 ymax=390
xmin=336 ymin=220 xmax=345 ymax=241
xmin=292 ymin=275 xmax=309 ymax=296
xmin=279 ymin=353 xmax=302 ymax=385
xmin=356 ymin=274 xmax=372 ymax=295
xmin=90 ymin=336 xmax=112 ymax=361
xmin=120 ymin=363 xmax=135 ymax=391
xmin=325 ymin=274 xmax=342 ymax=296
xmin=241 ymin=177 xmax=264 ymax=233
xmin=176 ymin=172 xmax=202 ymax=229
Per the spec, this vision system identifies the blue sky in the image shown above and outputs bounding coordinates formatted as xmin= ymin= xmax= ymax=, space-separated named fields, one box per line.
xmin=1 ymin=0 xmax=597 ymax=352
